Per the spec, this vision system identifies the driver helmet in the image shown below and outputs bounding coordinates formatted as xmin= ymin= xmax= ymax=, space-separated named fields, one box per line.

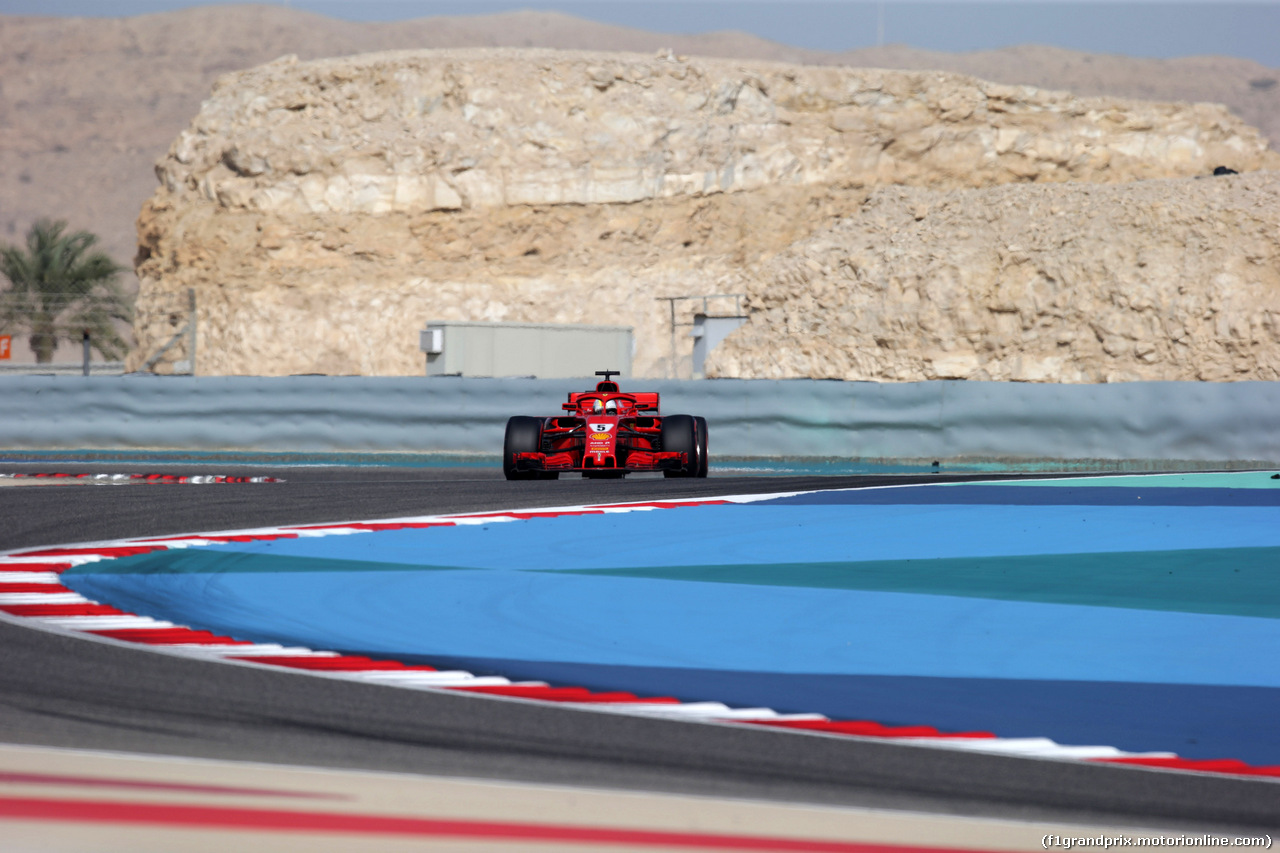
xmin=604 ymin=399 xmax=618 ymax=415
xmin=592 ymin=398 xmax=605 ymax=414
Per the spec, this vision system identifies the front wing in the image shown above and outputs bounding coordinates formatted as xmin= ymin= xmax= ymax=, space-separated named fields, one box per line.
xmin=511 ymin=450 xmax=687 ymax=473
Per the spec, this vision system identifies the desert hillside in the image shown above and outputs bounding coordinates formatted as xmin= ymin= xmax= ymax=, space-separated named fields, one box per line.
xmin=2 ymin=3 xmax=1277 ymax=292
xmin=3 ymin=5 xmax=1279 ymax=374
xmin=0 ymin=5 xmax=818 ymax=291
xmin=130 ymin=47 xmax=1278 ymax=378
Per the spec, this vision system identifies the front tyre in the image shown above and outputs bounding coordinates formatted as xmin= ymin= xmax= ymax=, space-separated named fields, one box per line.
xmin=661 ymin=414 xmax=698 ymax=478
xmin=503 ymin=416 xmax=543 ymax=480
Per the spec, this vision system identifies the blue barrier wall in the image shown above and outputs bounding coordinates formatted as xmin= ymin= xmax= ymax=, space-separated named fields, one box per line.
xmin=3 ymin=376 xmax=1279 ymax=465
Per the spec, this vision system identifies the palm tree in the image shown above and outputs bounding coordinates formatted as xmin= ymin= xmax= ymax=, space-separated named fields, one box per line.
xmin=0 ymin=219 xmax=131 ymax=363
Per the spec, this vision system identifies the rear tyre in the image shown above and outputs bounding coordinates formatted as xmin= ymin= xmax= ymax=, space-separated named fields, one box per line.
xmin=694 ymin=416 xmax=709 ymax=478
xmin=503 ymin=416 xmax=543 ymax=481
xmin=661 ymin=414 xmax=698 ymax=478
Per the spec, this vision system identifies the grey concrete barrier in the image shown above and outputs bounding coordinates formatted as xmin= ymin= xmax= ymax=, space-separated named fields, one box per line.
xmin=2 ymin=375 xmax=1279 ymax=466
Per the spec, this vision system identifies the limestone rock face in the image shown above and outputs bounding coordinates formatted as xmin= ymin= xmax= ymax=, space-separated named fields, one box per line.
xmin=705 ymin=171 xmax=1280 ymax=383
xmin=131 ymin=48 xmax=1280 ymax=377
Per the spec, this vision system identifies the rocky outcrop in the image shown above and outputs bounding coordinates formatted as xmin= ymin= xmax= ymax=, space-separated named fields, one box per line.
xmin=156 ymin=48 xmax=1274 ymax=214
xmin=706 ymin=171 xmax=1280 ymax=382
xmin=131 ymin=48 xmax=1279 ymax=377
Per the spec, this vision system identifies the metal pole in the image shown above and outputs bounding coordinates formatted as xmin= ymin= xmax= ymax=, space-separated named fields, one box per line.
xmin=668 ymin=298 xmax=676 ymax=379
xmin=188 ymin=288 xmax=197 ymax=376
xmin=81 ymin=330 xmax=90 ymax=376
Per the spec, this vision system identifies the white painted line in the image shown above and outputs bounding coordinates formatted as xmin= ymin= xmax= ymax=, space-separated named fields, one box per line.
xmin=132 ymin=539 xmax=219 ymax=548
xmin=345 ymin=673 xmax=519 ymax=688
xmin=609 ymin=701 xmax=738 ymax=717
xmin=348 ymin=670 xmax=485 ymax=682
xmin=572 ymin=702 xmax=715 ymax=715
xmin=0 ymin=555 xmax=101 ymax=566
xmin=186 ymin=645 xmax=339 ymax=658
xmin=158 ymin=644 xmax=286 ymax=654
xmin=896 ymin=737 xmax=1173 ymax=760
xmin=0 ymin=573 xmax=64 ymax=584
xmin=616 ymin=706 xmax=795 ymax=721
xmin=0 ymin=592 xmax=91 ymax=604
xmin=33 ymin=616 xmax=176 ymax=630
xmin=288 ymin=528 xmax=365 ymax=537
xmin=709 ymin=708 xmax=801 ymax=720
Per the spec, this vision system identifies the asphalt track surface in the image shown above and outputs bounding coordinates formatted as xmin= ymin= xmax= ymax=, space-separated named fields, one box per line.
xmin=2 ymin=465 xmax=1278 ymax=832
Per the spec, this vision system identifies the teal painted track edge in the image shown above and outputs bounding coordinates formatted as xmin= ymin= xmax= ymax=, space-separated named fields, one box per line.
xmin=992 ymin=471 xmax=1280 ymax=489
xmin=76 ymin=545 xmax=1280 ymax=619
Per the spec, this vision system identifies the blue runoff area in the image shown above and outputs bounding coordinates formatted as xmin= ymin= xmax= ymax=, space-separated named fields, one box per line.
xmin=65 ymin=474 xmax=1280 ymax=764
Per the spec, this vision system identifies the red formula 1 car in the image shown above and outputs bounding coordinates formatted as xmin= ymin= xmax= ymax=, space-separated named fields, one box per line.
xmin=503 ymin=371 xmax=708 ymax=480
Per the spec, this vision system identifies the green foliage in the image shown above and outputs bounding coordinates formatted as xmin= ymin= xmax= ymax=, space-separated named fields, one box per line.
xmin=0 ymin=219 xmax=132 ymax=363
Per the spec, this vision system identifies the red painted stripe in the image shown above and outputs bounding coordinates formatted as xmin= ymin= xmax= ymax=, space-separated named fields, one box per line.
xmin=89 ymin=627 xmax=252 ymax=645
xmin=14 ymin=546 xmax=166 ymax=559
xmin=0 ymin=603 xmax=127 ymax=617
xmin=746 ymin=720 xmax=997 ymax=739
xmin=0 ymin=773 xmax=346 ymax=800
xmin=0 ymin=583 xmax=67 ymax=593
xmin=1093 ymin=757 xmax=1280 ymax=778
xmin=0 ymin=562 xmax=74 ymax=573
xmin=0 ymin=796 xmax=985 ymax=852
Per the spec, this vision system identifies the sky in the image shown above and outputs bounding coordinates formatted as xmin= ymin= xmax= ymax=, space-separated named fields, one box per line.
xmin=2 ymin=1 xmax=1278 ymax=67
